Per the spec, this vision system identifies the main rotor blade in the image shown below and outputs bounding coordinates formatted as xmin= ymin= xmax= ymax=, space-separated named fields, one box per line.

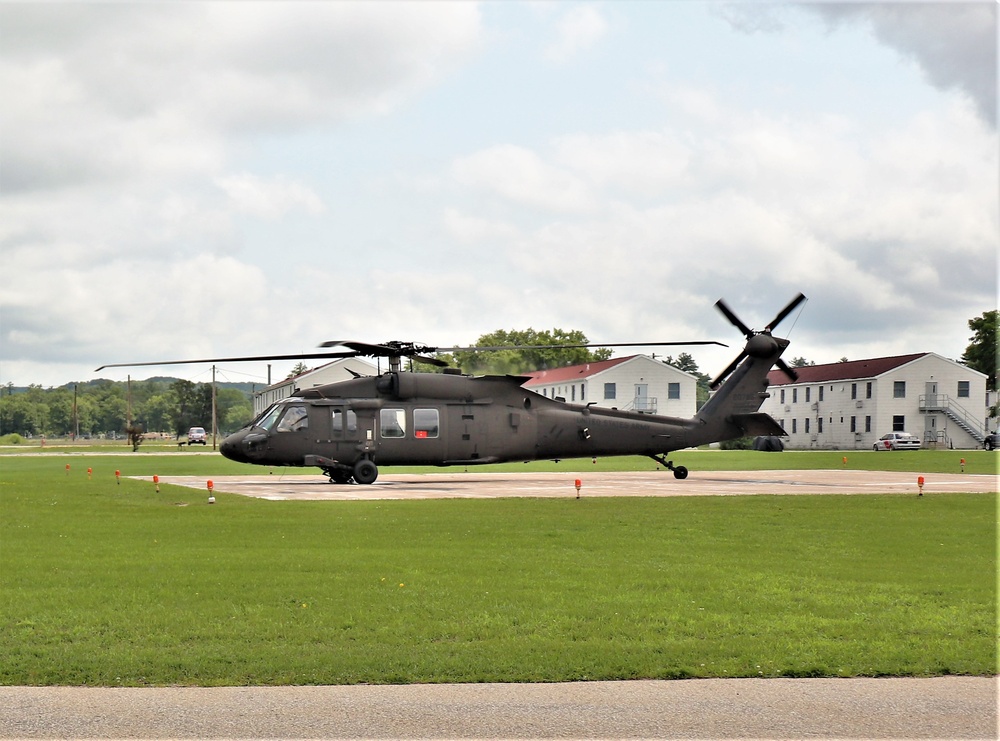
xmin=714 ymin=299 xmax=754 ymax=338
xmin=434 ymin=341 xmax=728 ymax=353
xmin=409 ymin=354 xmax=450 ymax=368
xmin=765 ymin=293 xmax=807 ymax=333
xmin=95 ymin=351 xmax=357 ymax=372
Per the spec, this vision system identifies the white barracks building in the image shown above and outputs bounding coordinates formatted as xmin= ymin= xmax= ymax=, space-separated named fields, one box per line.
xmin=758 ymin=352 xmax=991 ymax=450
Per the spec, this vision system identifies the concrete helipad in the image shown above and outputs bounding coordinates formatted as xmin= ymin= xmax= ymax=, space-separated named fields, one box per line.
xmin=141 ymin=468 xmax=998 ymax=501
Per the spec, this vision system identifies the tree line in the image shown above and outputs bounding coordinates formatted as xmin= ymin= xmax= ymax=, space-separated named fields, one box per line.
xmin=0 ymin=378 xmax=254 ymax=439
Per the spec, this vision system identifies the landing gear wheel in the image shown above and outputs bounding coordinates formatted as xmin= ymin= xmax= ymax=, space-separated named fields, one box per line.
xmin=353 ymin=459 xmax=378 ymax=485
xmin=672 ymin=465 xmax=688 ymax=480
xmin=327 ymin=469 xmax=353 ymax=485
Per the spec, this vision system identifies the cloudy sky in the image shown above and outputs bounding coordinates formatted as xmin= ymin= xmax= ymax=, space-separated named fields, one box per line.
xmin=2 ymin=1 xmax=996 ymax=388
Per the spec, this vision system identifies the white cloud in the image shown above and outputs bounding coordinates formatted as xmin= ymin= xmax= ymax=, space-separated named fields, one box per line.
xmin=216 ymin=174 xmax=325 ymax=219
xmin=451 ymin=144 xmax=595 ymax=213
xmin=544 ymin=5 xmax=609 ymax=63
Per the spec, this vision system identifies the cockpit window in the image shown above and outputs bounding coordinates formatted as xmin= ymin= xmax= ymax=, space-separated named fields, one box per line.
xmin=276 ymin=404 xmax=309 ymax=432
xmin=255 ymin=404 xmax=284 ymax=432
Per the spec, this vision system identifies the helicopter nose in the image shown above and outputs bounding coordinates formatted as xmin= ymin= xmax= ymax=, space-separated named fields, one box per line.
xmin=220 ymin=432 xmax=243 ymax=462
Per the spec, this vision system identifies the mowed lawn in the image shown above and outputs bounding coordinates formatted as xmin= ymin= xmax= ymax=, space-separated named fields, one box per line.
xmin=0 ymin=453 xmax=995 ymax=686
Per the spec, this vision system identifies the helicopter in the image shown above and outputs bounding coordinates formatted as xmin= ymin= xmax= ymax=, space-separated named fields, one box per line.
xmin=97 ymin=294 xmax=806 ymax=485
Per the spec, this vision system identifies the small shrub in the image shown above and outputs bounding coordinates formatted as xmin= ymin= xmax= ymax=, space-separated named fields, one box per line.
xmin=0 ymin=433 xmax=24 ymax=445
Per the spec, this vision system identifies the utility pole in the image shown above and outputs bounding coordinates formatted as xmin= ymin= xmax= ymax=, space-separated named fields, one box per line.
xmin=212 ymin=365 xmax=218 ymax=451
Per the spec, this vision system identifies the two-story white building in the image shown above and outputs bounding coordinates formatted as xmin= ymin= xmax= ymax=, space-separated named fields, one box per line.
xmin=758 ymin=352 xmax=991 ymax=450
xmin=253 ymin=358 xmax=379 ymax=415
xmin=522 ymin=355 xmax=699 ymax=418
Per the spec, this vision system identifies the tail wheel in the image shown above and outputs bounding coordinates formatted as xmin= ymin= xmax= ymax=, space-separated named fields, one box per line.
xmin=353 ymin=459 xmax=378 ymax=485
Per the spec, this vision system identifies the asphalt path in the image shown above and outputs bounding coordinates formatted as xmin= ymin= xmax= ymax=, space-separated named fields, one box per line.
xmin=6 ymin=470 xmax=996 ymax=740
xmin=2 ymin=677 xmax=996 ymax=739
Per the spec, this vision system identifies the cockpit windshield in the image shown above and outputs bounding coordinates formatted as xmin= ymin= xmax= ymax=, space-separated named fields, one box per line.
xmin=254 ymin=404 xmax=284 ymax=432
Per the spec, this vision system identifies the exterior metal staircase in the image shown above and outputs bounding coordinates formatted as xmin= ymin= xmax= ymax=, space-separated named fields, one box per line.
xmin=919 ymin=394 xmax=986 ymax=444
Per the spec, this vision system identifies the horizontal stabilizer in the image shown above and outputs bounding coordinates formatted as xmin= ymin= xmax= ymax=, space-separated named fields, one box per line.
xmin=730 ymin=413 xmax=787 ymax=438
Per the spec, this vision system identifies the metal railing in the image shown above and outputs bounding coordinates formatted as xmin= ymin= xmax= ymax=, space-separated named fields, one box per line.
xmin=919 ymin=394 xmax=985 ymax=443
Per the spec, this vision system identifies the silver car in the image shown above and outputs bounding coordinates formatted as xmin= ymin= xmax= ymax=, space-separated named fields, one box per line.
xmin=873 ymin=432 xmax=921 ymax=451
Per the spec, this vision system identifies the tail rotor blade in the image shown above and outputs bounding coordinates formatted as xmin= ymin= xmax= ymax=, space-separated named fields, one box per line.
xmin=775 ymin=358 xmax=798 ymax=382
xmin=715 ymin=299 xmax=754 ymax=338
xmin=709 ymin=352 xmax=747 ymax=390
xmin=765 ymin=293 xmax=807 ymax=333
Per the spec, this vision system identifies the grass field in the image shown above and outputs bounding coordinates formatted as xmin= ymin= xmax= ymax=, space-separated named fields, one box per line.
xmin=0 ymin=452 xmax=996 ymax=686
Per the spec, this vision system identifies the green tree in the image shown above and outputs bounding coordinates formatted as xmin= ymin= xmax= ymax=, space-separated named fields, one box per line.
xmin=450 ymin=328 xmax=611 ymax=375
xmin=961 ymin=310 xmax=997 ymax=389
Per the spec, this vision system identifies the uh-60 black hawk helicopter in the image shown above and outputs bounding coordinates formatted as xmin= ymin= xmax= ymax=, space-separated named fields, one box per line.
xmin=98 ymin=294 xmax=806 ymax=485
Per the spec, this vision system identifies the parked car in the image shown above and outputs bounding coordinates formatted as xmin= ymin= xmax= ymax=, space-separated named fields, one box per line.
xmin=187 ymin=426 xmax=208 ymax=445
xmin=984 ymin=431 xmax=999 ymax=451
xmin=872 ymin=432 xmax=921 ymax=451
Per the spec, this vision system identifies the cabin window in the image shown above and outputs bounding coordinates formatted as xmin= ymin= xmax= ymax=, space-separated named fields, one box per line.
xmin=276 ymin=404 xmax=309 ymax=432
xmin=957 ymin=380 xmax=970 ymax=398
xmin=331 ymin=409 xmax=357 ymax=436
xmin=380 ymin=409 xmax=406 ymax=438
xmin=893 ymin=381 xmax=906 ymax=399
xmin=668 ymin=382 xmax=680 ymax=400
xmin=413 ymin=409 xmax=439 ymax=439
xmin=604 ymin=383 xmax=616 ymax=400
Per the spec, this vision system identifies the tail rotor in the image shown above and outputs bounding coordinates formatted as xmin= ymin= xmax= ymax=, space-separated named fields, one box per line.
xmin=709 ymin=293 xmax=806 ymax=389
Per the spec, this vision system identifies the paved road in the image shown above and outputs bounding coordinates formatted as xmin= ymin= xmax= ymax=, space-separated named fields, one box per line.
xmin=2 ymin=677 xmax=996 ymax=739
xmin=142 ymin=469 xmax=999 ymax=501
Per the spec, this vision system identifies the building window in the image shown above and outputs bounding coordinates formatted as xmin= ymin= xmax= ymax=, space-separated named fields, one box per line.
xmin=865 ymin=416 xmax=871 ymax=433
xmin=850 ymin=416 xmax=856 ymax=432
xmin=866 ymin=382 xmax=872 ymax=399
xmin=805 ymin=418 xmax=810 ymax=433
xmin=604 ymin=383 xmax=616 ymax=400
xmin=805 ymin=387 xmax=811 ymax=403
xmin=780 ymin=389 xmax=785 ymax=403
xmin=571 ymin=385 xmax=576 ymax=401
xmin=792 ymin=388 xmax=798 ymax=403
xmin=892 ymin=415 xmax=905 ymax=431
xmin=893 ymin=381 xmax=906 ymax=398
xmin=817 ymin=418 xmax=823 ymax=433
xmin=792 ymin=419 xmax=797 ymax=434
xmin=668 ymin=382 xmax=680 ymax=399
xmin=851 ymin=383 xmax=857 ymax=400
xmin=818 ymin=386 xmax=824 ymax=402
xmin=580 ymin=384 xmax=585 ymax=401
xmin=957 ymin=381 xmax=970 ymax=398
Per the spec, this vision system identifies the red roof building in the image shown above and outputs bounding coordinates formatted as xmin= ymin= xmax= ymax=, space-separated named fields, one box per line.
xmin=758 ymin=352 xmax=989 ymax=450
